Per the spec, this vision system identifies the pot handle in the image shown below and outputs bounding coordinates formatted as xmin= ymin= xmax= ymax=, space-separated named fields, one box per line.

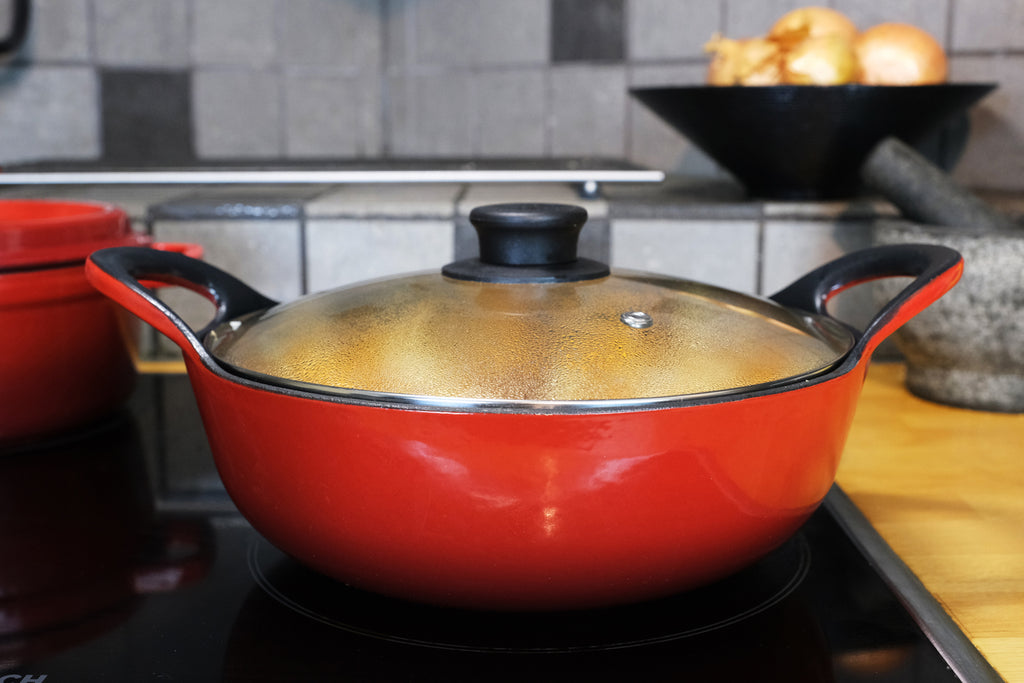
xmin=86 ymin=246 xmax=278 ymax=361
xmin=770 ymin=243 xmax=963 ymax=362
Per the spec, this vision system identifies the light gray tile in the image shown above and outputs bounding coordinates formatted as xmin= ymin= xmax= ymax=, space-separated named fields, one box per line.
xmin=306 ymin=218 xmax=454 ymax=291
xmin=458 ymin=183 xmax=609 ymax=218
xmin=192 ymin=70 xmax=282 ymax=158
xmin=475 ymin=68 xmax=547 ymax=157
xmin=388 ymin=0 xmax=548 ymax=68
xmin=279 ymin=0 xmax=383 ymax=68
xmin=387 ymin=71 xmax=476 ymax=156
xmin=14 ymin=0 xmax=91 ymax=63
xmin=0 ymin=66 xmax=100 ymax=165
xmin=307 ymin=184 xmax=461 ymax=218
xmin=951 ymin=0 xmax=1024 ymax=51
xmin=762 ymin=219 xmax=882 ymax=334
xmin=628 ymin=64 xmax=720 ymax=175
xmin=948 ymin=54 xmax=1024 ymax=191
xmin=193 ymin=0 xmax=277 ymax=66
xmin=284 ymin=70 xmax=382 ymax=158
xmin=549 ymin=65 xmax=627 ymax=158
xmin=723 ymin=0 xmax=807 ymax=39
xmin=611 ymin=219 xmax=758 ymax=294
xmin=93 ymin=0 xmax=189 ymax=67
xmin=151 ymin=219 xmax=303 ymax=348
xmin=626 ymin=0 xmax=722 ymax=60
xmin=835 ymin=0 xmax=949 ymax=43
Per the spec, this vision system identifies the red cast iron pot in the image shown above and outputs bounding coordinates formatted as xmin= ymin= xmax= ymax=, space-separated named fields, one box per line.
xmin=85 ymin=203 xmax=962 ymax=610
xmin=0 ymin=199 xmax=200 ymax=446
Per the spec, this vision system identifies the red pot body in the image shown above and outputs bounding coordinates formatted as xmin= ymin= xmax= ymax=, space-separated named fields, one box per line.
xmin=185 ymin=354 xmax=867 ymax=610
xmin=0 ymin=264 xmax=137 ymax=444
xmin=85 ymin=240 xmax=962 ymax=610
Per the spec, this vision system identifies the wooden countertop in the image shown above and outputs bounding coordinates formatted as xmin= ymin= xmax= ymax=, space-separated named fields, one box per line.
xmin=838 ymin=363 xmax=1024 ymax=683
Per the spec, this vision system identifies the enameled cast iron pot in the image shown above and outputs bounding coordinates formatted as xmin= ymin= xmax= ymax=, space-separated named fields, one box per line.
xmin=0 ymin=200 xmax=200 ymax=445
xmin=85 ymin=203 xmax=962 ymax=610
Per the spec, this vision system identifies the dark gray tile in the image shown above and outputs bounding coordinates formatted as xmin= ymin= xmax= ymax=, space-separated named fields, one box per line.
xmin=551 ymin=0 xmax=624 ymax=63
xmin=100 ymin=69 xmax=195 ymax=166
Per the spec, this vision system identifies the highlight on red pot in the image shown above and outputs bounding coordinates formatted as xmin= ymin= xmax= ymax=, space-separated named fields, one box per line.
xmin=83 ymin=203 xmax=963 ymax=610
xmin=0 ymin=199 xmax=201 ymax=446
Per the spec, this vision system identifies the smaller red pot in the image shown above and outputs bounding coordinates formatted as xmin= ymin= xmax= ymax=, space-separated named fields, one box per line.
xmin=0 ymin=200 xmax=200 ymax=446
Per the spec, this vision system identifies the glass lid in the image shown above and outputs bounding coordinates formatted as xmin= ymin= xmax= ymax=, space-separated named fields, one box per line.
xmin=205 ymin=204 xmax=854 ymax=407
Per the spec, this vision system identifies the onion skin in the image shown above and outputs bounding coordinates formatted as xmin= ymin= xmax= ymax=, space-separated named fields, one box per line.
xmin=855 ymin=23 xmax=948 ymax=85
xmin=770 ymin=6 xmax=859 ymax=47
xmin=783 ymin=34 xmax=859 ymax=85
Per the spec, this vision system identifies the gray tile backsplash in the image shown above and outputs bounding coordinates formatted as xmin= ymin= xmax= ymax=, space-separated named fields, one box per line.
xmin=3 ymin=0 xmax=1024 ymax=193
xmin=192 ymin=69 xmax=283 ymax=158
xmin=93 ymin=1 xmax=190 ymax=68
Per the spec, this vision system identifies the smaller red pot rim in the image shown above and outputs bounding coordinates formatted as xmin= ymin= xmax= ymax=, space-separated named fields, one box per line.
xmin=1 ymin=199 xmax=144 ymax=270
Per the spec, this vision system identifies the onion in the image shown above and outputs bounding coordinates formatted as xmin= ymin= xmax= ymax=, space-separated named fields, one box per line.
xmin=769 ymin=6 xmax=858 ymax=47
xmin=783 ymin=34 xmax=859 ymax=85
xmin=705 ymin=35 xmax=783 ymax=86
xmin=855 ymin=23 xmax=948 ymax=85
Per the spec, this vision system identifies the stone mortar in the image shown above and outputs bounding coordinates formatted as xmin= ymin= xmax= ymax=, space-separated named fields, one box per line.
xmin=872 ymin=219 xmax=1024 ymax=413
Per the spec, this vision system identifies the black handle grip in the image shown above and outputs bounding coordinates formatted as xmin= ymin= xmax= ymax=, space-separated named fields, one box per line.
xmin=88 ymin=246 xmax=277 ymax=350
xmin=770 ymin=243 xmax=962 ymax=362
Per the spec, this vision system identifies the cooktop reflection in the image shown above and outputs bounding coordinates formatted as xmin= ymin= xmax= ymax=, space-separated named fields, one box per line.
xmin=0 ymin=375 xmax=999 ymax=682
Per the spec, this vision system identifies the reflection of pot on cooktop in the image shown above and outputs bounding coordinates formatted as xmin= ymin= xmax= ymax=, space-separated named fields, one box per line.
xmin=224 ymin=531 xmax=835 ymax=682
xmin=0 ymin=414 xmax=213 ymax=667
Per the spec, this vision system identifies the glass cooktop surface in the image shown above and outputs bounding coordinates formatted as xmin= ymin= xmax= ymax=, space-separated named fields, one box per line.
xmin=0 ymin=375 xmax=998 ymax=682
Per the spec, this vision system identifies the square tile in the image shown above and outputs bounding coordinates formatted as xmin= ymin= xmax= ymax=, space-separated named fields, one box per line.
xmin=762 ymin=218 xmax=881 ymax=331
xmin=284 ymin=70 xmax=382 ymax=158
xmin=192 ymin=0 xmax=277 ymax=66
xmin=551 ymin=0 xmax=625 ymax=63
xmin=101 ymin=69 xmax=195 ymax=166
xmin=305 ymin=218 xmax=454 ymax=292
xmin=387 ymin=0 xmax=548 ymax=67
xmin=724 ymin=1 xmax=823 ymax=40
xmin=0 ymin=66 xmax=100 ymax=164
xmin=611 ymin=219 xmax=759 ymax=294
xmin=836 ymin=0 xmax=949 ymax=43
xmin=549 ymin=65 xmax=627 ymax=157
xmin=948 ymin=54 xmax=1024 ymax=191
xmin=951 ymin=0 xmax=1024 ymax=51
xmin=626 ymin=0 xmax=722 ymax=60
xmin=151 ymin=219 xmax=303 ymax=350
xmin=192 ymin=69 xmax=282 ymax=159
xmin=279 ymin=0 xmax=383 ymax=68
xmin=387 ymin=71 xmax=476 ymax=156
xmin=307 ymin=184 xmax=461 ymax=218
xmin=93 ymin=0 xmax=189 ymax=67
xmin=12 ymin=0 xmax=90 ymax=63
xmin=474 ymin=68 xmax=547 ymax=156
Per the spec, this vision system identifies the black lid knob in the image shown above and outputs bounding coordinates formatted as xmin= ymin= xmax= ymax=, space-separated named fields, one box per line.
xmin=443 ymin=203 xmax=610 ymax=283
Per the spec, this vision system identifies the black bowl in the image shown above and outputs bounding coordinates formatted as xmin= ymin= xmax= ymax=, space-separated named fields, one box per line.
xmin=631 ymin=84 xmax=996 ymax=200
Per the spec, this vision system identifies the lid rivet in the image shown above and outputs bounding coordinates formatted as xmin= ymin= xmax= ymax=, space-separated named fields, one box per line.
xmin=620 ymin=311 xmax=653 ymax=329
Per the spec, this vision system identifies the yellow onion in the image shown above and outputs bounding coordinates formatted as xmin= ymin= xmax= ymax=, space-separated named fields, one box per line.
xmin=769 ymin=6 xmax=859 ymax=48
xmin=705 ymin=35 xmax=783 ymax=86
xmin=855 ymin=23 xmax=948 ymax=85
xmin=783 ymin=34 xmax=859 ymax=85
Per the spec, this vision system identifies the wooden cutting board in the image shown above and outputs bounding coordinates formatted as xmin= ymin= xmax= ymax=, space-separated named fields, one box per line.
xmin=838 ymin=363 xmax=1024 ymax=682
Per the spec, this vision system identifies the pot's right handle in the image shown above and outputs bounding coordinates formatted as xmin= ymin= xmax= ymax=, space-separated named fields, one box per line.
xmin=770 ymin=244 xmax=963 ymax=362
xmin=86 ymin=246 xmax=278 ymax=362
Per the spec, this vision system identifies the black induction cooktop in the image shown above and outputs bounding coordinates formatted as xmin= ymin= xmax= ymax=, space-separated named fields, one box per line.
xmin=0 ymin=374 xmax=1002 ymax=682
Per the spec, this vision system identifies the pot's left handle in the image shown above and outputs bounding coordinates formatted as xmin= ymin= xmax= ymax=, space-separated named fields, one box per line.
xmin=770 ymin=243 xmax=963 ymax=364
xmin=86 ymin=246 xmax=278 ymax=361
